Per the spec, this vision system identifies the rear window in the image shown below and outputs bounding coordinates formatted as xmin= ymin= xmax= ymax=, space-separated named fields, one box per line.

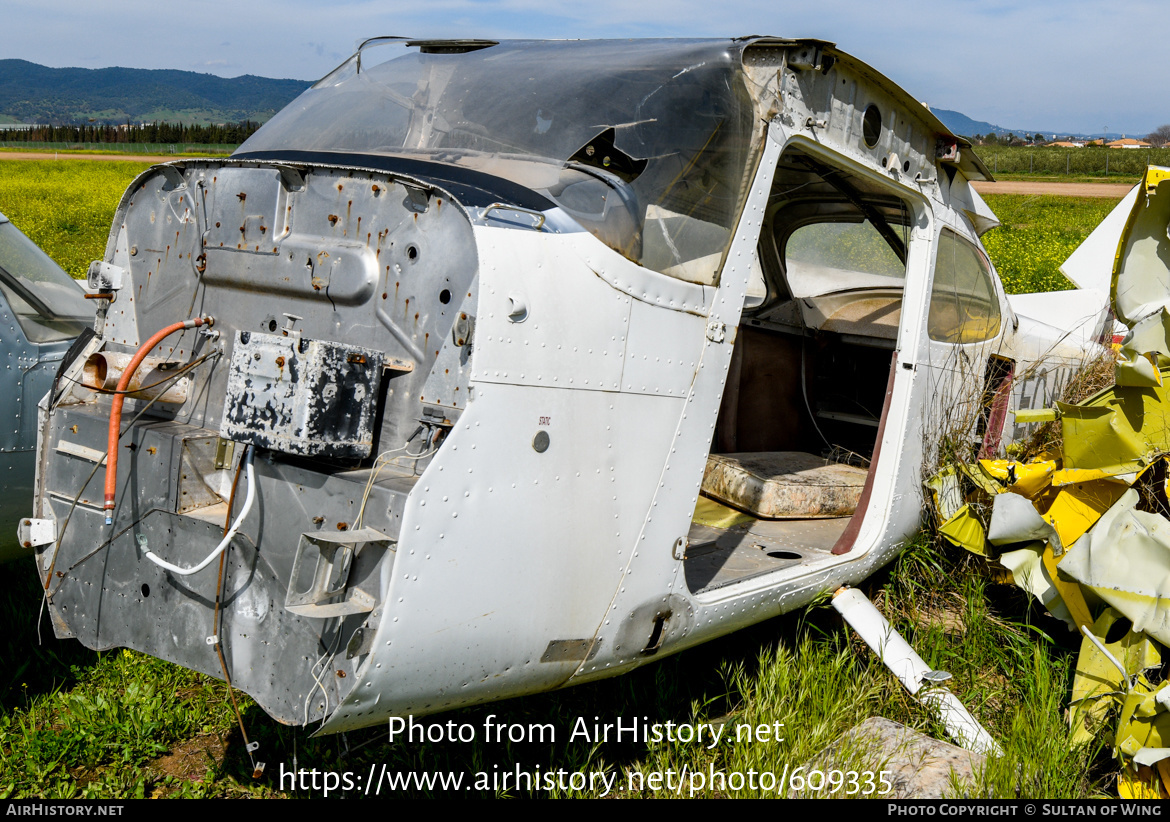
xmin=927 ymin=228 xmax=1001 ymax=344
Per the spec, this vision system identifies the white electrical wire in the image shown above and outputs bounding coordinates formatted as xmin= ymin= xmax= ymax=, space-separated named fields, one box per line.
xmin=142 ymin=447 xmax=256 ymax=576
xmin=354 ymin=434 xmax=439 ymax=528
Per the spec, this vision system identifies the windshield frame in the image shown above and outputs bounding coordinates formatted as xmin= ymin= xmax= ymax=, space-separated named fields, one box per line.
xmin=238 ymin=38 xmax=765 ymax=283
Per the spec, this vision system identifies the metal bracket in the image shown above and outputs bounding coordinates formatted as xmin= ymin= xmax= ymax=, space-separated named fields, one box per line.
xmin=482 ymin=203 xmax=546 ymax=231
xmin=213 ymin=438 xmax=236 ymax=471
xmin=284 ymin=528 xmax=393 ymax=618
xmin=86 ymin=261 xmax=126 ymax=292
xmin=18 ymin=517 xmax=55 ymax=549
xmin=705 ymin=321 xmax=726 ymax=343
xmin=281 ymin=313 xmax=303 ymax=340
xmin=452 ymin=313 xmax=476 ymax=347
xmin=346 ymin=610 xmax=382 ymax=659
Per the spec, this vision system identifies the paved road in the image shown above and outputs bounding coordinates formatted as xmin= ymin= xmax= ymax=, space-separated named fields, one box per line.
xmin=972 ymin=180 xmax=1133 ymax=198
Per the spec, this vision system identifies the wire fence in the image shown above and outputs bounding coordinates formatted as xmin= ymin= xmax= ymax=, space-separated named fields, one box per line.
xmin=971 ymin=146 xmax=1170 ymax=177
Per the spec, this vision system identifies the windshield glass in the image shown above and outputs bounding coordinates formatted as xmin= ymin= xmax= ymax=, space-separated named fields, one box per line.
xmin=0 ymin=219 xmax=90 ymax=343
xmin=238 ymin=39 xmax=760 ymax=283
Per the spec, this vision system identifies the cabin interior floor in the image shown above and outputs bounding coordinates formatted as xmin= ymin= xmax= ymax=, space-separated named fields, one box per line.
xmin=685 ymin=514 xmax=848 ymax=594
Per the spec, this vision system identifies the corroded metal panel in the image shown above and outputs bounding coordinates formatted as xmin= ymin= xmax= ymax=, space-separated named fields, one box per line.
xmin=220 ymin=331 xmax=384 ymax=459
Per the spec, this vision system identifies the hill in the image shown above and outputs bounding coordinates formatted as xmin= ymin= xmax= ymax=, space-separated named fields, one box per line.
xmin=932 ymin=108 xmax=1051 ymax=140
xmin=0 ymin=60 xmax=309 ymax=125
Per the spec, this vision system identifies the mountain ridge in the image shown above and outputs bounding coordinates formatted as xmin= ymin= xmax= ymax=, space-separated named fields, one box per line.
xmin=0 ymin=59 xmax=309 ymax=125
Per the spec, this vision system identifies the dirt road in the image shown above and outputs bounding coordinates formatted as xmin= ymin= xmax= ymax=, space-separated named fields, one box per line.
xmin=972 ymin=180 xmax=1133 ymax=198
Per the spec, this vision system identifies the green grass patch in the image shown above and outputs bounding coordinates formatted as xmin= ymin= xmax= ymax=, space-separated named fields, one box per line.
xmin=0 ymin=160 xmax=151 ymax=278
xmin=0 ymin=146 xmax=234 ymax=157
xmin=991 ymin=173 xmax=1141 ymax=186
xmin=980 ymin=194 xmax=1121 ymax=294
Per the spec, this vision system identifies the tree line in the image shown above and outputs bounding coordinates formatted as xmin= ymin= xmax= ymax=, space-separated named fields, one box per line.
xmin=966 ymin=125 xmax=1170 ymax=147
xmin=0 ymin=121 xmax=261 ymax=145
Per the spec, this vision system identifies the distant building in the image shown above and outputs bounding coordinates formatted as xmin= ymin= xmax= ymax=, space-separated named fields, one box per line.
xmin=1049 ymin=141 xmax=1085 ymax=148
xmin=1107 ymin=137 xmax=1152 ymax=149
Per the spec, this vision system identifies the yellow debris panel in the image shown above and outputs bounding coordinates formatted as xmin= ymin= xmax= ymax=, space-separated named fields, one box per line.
xmin=934 ymin=165 xmax=1170 ymax=796
xmin=1061 ymin=490 xmax=1170 ymax=647
xmin=1118 ymin=770 xmax=1165 ymax=800
xmin=1070 ymin=609 xmax=1161 ymax=748
xmin=926 ymin=465 xmax=964 ymax=521
xmin=1115 ymin=352 xmax=1163 ymax=387
xmin=979 ymin=458 xmax=1056 ymax=498
xmin=997 ymin=542 xmax=1075 ymax=629
xmin=938 ymin=504 xmax=988 ymax=555
xmin=1072 ymin=609 xmax=1160 ymax=706
xmin=1059 ymin=396 xmax=1165 ymax=478
xmin=1116 ymin=676 xmax=1170 ymax=760
xmin=959 ymin=461 xmax=1006 ymax=498
xmin=1041 ymin=546 xmax=1094 ymax=628
xmin=1042 ymin=480 xmax=1129 ymax=551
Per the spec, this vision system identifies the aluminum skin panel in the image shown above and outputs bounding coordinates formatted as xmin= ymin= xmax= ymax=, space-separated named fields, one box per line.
xmin=470 ymin=228 xmax=631 ymax=393
xmin=321 ymin=381 xmax=682 ymax=731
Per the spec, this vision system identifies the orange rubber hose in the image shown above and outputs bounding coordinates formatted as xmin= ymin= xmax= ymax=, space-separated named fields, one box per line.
xmin=103 ymin=316 xmax=212 ymax=524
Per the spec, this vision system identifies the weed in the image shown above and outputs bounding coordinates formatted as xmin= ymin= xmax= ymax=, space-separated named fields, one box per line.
xmin=981 ymin=194 xmax=1121 ymax=295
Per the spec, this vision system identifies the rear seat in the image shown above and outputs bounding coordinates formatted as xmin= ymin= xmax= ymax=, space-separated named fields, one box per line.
xmin=701 ymin=452 xmax=867 ymax=519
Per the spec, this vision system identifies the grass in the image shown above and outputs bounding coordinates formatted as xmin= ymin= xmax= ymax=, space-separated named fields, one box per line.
xmin=980 ymin=194 xmax=1123 ymax=294
xmin=0 ymin=160 xmax=151 ymax=278
xmin=0 ymin=159 xmax=1116 ymax=798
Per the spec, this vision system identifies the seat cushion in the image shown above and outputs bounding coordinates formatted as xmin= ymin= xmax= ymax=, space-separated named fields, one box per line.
xmin=701 ymin=452 xmax=868 ymax=519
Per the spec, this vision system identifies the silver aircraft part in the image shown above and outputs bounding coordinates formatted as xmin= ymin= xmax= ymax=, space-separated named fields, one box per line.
xmin=32 ymin=37 xmax=1102 ymax=732
xmin=0 ymin=212 xmax=90 ymax=561
xmin=35 ymin=158 xmax=473 ymax=721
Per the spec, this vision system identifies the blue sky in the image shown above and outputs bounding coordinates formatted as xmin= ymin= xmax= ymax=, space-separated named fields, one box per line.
xmin=5 ymin=0 xmax=1164 ymax=136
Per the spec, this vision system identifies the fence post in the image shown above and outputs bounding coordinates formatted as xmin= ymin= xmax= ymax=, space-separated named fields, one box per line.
xmin=994 ymin=154 xmax=997 ymax=174
xmin=1106 ymin=152 xmax=1109 ymax=176
xmin=1030 ymin=152 xmax=1033 ymax=173
xmin=1066 ymin=153 xmax=1070 ymax=175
